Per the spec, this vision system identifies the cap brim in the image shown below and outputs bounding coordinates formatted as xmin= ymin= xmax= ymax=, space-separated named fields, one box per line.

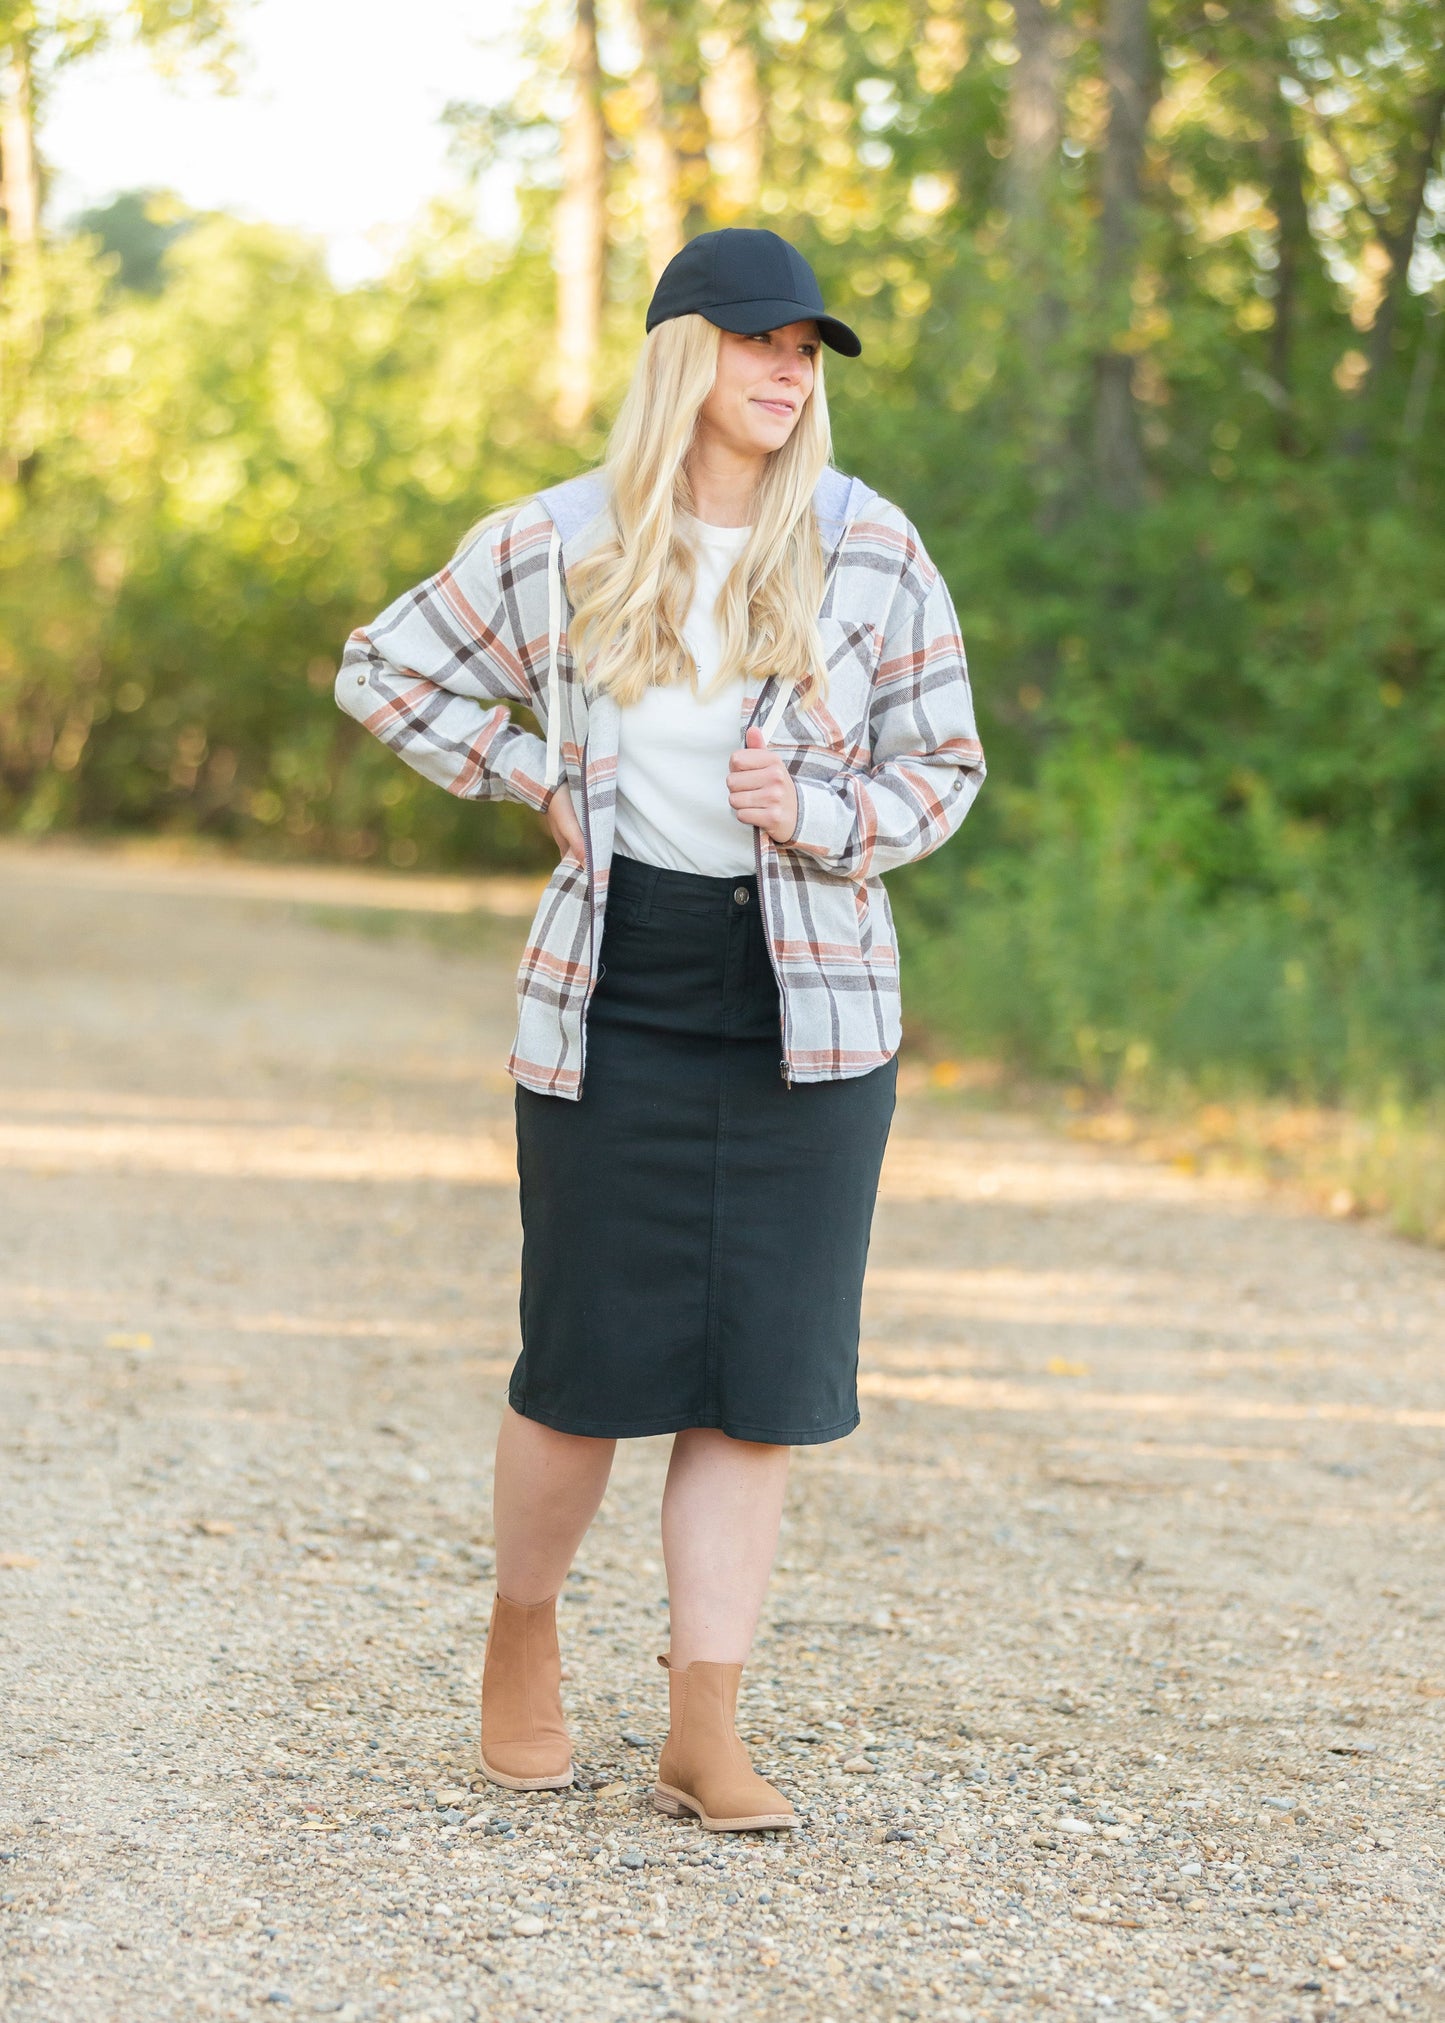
xmin=705 ymin=298 xmax=862 ymax=359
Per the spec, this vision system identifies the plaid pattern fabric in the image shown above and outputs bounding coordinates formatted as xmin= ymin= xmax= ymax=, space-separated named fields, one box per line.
xmin=334 ymin=469 xmax=985 ymax=1098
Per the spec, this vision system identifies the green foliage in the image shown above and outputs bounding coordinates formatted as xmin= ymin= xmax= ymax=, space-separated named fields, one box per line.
xmin=2 ymin=0 xmax=1443 ymax=1105
xmin=883 ymin=462 xmax=1445 ymax=1106
xmin=1 ymin=207 xmax=569 ymax=868
xmin=895 ymin=743 xmax=1445 ymax=1104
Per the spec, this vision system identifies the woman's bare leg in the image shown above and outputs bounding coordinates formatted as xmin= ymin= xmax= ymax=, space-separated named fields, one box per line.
xmin=492 ymin=1404 xmax=615 ymax=1603
xmin=660 ymin=1429 xmax=791 ymax=1667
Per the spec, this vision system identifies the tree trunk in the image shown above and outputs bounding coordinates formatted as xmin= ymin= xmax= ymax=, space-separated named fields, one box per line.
xmin=554 ymin=0 xmax=608 ymax=435
xmin=1 ymin=30 xmax=41 ymax=251
xmin=1396 ymin=293 xmax=1442 ymax=502
xmin=699 ymin=10 xmax=761 ymax=221
xmin=674 ymin=80 xmax=710 ymax=239
xmin=1 ymin=27 xmax=44 ymax=485
xmin=1339 ymin=84 xmax=1445 ymax=452
xmin=1008 ymin=0 xmax=1065 ymax=235
xmin=1092 ymin=0 xmax=1156 ymax=508
xmin=620 ymin=0 xmax=684 ymax=283
xmin=1262 ymin=81 xmax=1309 ymax=449
xmin=1007 ymin=0 xmax=1069 ymax=492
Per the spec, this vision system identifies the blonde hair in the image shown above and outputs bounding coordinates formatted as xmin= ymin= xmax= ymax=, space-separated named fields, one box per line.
xmin=458 ymin=312 xmax=834 ymax=711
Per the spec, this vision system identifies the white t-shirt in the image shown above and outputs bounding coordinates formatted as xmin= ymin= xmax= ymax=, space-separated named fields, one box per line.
xmin=613 ymin=514 xmax=758 ymax=877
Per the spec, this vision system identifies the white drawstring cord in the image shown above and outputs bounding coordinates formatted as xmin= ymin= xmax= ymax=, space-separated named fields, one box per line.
xmin=758 ymin=675 xmax=794 ymax=747
xmin=544 ymin=522 xmax=563 ymax=791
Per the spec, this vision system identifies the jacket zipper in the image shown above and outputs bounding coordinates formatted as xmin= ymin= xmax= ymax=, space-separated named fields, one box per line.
xmin=553 ymin=554 xmax=603 ymax=1097
xmin=758 ymin=830 xmax=794 ymax=1089
xmin=575 ymin=737 xmax=600 ymax=1093
xmin=750 ymin=681 xmax=795 ymax=1089
xmin=760 ymin=547 xmax=845 ymax=1086
xmin=560 ymin=551 xmax=594 ymax=1095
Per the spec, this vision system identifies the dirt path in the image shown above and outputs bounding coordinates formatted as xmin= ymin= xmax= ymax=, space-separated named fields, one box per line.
xmin=2 ymin=843 xmax=1442 ymax=2023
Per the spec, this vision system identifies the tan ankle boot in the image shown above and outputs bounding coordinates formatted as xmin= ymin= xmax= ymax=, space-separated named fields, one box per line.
xmin=478 ymin=1592 xmax=573 ymax=1791
xmin=652 ymin=1655 xmax=797 ymax=1832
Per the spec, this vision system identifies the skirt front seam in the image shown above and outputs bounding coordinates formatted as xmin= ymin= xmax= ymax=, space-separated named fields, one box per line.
xmin=702 ymin=1028 xmax=730 ymax=1428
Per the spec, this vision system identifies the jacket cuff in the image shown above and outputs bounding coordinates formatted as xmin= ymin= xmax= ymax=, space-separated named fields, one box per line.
xmin=785 ymin=774 xmax=853 ymax=869
xmin=493 ymin=728 xmax=556 ymax=814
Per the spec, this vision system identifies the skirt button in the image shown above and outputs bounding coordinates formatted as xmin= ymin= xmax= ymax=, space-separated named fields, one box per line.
xmin=732 ymin=885 xmax=750 ymax=905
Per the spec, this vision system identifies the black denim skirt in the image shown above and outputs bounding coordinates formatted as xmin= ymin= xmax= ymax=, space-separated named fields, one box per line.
xmin=509 ymin=850 xmax=898 ymax=1445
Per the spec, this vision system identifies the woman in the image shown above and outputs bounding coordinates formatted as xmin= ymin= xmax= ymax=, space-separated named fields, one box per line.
xmin=335 ymin=226 xmax=984 ymax=1835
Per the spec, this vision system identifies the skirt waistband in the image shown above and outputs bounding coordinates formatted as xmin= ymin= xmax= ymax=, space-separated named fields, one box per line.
xmin=608 ymin=850 xmax=758 ymax=915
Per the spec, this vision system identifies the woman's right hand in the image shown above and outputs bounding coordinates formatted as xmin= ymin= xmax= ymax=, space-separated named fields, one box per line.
xmin=544 ymin=782 xmax=585 ymax=867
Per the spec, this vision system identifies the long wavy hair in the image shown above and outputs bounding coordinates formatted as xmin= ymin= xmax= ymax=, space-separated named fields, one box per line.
xmin=458 ymin=312 xmax=834 ymax=711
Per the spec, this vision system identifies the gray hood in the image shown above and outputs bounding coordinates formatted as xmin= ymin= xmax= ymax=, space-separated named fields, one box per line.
xmin=527 ymin=465 xmax=880 ymax=788
xmin=536 ymin=463 xmax=879 ymax=565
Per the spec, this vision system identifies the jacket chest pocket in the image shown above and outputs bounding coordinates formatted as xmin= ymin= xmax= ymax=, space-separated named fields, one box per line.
xmin=786 ymin=617 xmax=880 ymax=762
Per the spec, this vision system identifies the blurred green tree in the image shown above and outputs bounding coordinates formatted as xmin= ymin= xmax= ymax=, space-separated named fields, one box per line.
xmin=72 ymin=187 xmax=193 ymax=292
xmin=0 ymin=0 xmax=1442 ymax=1105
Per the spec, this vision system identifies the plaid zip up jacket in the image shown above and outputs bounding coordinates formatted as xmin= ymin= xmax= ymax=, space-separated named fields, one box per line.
xmin=334 ymin=466 xmax=985 ymax=1099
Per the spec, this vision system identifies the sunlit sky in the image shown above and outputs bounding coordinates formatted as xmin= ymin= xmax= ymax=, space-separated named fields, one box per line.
xmin=43 ymin=0 xmax=525 ymax=286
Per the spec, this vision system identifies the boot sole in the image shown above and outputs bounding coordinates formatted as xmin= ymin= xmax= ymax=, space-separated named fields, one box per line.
xmin=652 ymin=1782 xmax=797 ymax=1832
xmin=478 ymin=1752 xmax=574 ymax=1792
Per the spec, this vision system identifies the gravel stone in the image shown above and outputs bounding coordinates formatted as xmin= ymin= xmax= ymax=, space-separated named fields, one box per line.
xmin=1 ymin=850 xmax=1443 ymax=2022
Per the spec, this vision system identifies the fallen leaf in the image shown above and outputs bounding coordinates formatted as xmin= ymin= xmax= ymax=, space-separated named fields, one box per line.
xmin=193 ymin=1519 xmax=236 ymax=1537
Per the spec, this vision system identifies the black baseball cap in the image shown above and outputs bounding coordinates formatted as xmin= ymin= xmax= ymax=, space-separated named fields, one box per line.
xmin=645 ymin=227 xmax=862 ymax=358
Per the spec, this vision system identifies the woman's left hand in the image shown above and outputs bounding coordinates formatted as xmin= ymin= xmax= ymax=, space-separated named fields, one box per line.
xmin=728 ymin=726 xmax=799 ymax=845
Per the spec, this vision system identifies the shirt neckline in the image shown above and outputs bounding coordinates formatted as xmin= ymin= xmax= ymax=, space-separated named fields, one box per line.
xmin=683 ymin=512 xmax=752 ymax=542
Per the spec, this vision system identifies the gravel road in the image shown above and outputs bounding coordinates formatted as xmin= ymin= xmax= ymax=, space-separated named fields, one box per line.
xmin=2 ymin=843 xmax=1442 ymax=2023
